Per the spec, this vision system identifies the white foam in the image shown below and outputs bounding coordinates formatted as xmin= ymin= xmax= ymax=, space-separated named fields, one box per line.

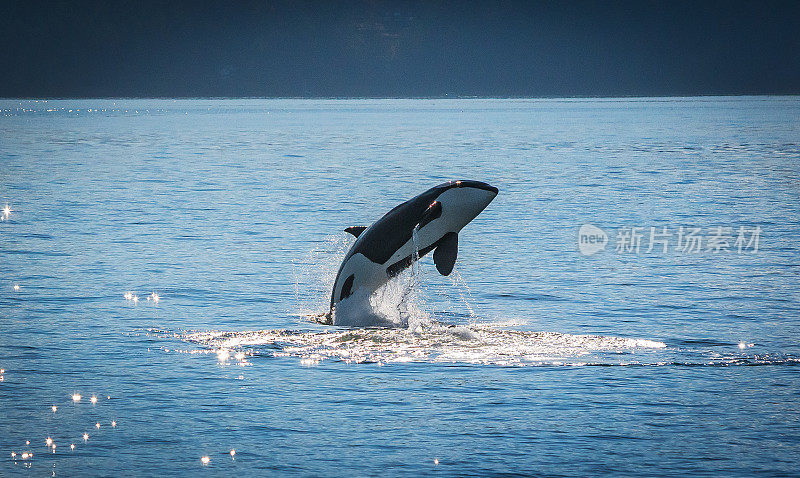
xmin=332 ymin=287 xmax=393 ymax=327
xmin=332 ymin=269 xmax=433 ymax=328
xmin=182 ymin=326 xmax=666 ymax=367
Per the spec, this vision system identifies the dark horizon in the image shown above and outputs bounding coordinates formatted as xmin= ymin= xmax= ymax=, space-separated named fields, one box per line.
xmin=5 ymin=94 xmax=800 ymax=101
xmin=2 ymin=0 xmax=799 ymax=99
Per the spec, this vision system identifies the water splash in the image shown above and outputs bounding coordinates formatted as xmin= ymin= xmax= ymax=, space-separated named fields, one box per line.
xmin=331 ymin=274 xmax=431 ymax=329
xmin=319 ymin=222 xmax=438 ymax=328
xmin=291 ymin=234 xmax=354 ymax=317
xmin=178 ymin=324 xmax=671 ymax=366
xmin=410 ymin=224 xmax=421 ymax=281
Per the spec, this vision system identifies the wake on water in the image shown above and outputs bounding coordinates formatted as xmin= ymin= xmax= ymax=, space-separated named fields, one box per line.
xmin=156 ymin=235 xmax=798 ymax=367
xmin=171 ymin=326 xmax=800 ymax=367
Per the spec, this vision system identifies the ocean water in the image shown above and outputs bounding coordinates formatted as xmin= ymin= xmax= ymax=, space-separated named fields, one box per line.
xmin=1 ymin=97 xmax=799 ymax=476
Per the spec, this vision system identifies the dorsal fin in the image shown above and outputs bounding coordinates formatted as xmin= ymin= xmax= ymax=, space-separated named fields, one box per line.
xmin=433 ymin=232 xmax=458 ymax=276
xmin=344 ymin=226 xmax=367 ymax=238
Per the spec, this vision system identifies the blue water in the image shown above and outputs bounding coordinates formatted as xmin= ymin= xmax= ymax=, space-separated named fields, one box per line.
xmin=1 ymin=98 xmax=799 ymax=476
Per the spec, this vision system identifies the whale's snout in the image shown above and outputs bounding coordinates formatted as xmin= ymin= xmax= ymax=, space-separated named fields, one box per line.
xmin=455 ymin=180 xmax=498 ymax=210
xmin=441 ymin=180 xmax=498 ymax=225
xmin=452 ymin=180 xmax=498 ymax=196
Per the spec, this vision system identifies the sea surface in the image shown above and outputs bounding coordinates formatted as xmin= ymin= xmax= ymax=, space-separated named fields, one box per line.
xmin=1 ymin=97 xmax=799 ymax=476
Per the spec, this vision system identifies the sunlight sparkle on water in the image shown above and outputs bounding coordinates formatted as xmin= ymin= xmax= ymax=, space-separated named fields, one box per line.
xmin=83 ymin=433 xmax=89 ymax=442
xmin=230 ymin=449 xmax=236 ymax=457
xmin=70 ymin=444 xmax=75 ymax=450
xmin=111 ymin=420 xmax=117 ymax=428
xmin=51 ymin=405 xmax=57 ymax=413
xmin=2 ymin=204 xmax=11 ymax=220
xmin=46 ymin=437 xmax=52 ymax=446
xmin=13 ymin=284 xmax=20 ymax=291
xmin=90 ymin=395 xmax=98 ymax=404
xmin=95 ymin=422 xmax=100 ymax=429
xmin=72 ymin=393 xmax=81 ymax=402
xmin=201 ymin=456 xmax=210 ymax=465
xmin=184 ymin=326 xmax=670 ymax=367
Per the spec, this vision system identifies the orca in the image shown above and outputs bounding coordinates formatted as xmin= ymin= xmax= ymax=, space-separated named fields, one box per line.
xmin=325 ymin=180 xmax=498 ymax=325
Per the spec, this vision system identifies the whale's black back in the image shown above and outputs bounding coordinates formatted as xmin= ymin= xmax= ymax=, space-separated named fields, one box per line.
xmin=351 ymin=185 xmax=446 ymax=265
xmin=344 ymin=180 xmax=497 ymax=266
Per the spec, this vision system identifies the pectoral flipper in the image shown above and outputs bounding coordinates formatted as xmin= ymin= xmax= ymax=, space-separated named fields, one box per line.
xmin=433 ymin=232 xmax=458 ymax=276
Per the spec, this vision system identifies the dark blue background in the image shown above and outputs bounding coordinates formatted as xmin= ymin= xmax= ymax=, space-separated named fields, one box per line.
xmin=1 ymin=0 xmax=799 ymax=97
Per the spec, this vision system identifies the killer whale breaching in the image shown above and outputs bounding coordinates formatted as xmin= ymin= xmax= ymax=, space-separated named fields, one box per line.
xmin=323 ymin=180 xmax=498 ymax=326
